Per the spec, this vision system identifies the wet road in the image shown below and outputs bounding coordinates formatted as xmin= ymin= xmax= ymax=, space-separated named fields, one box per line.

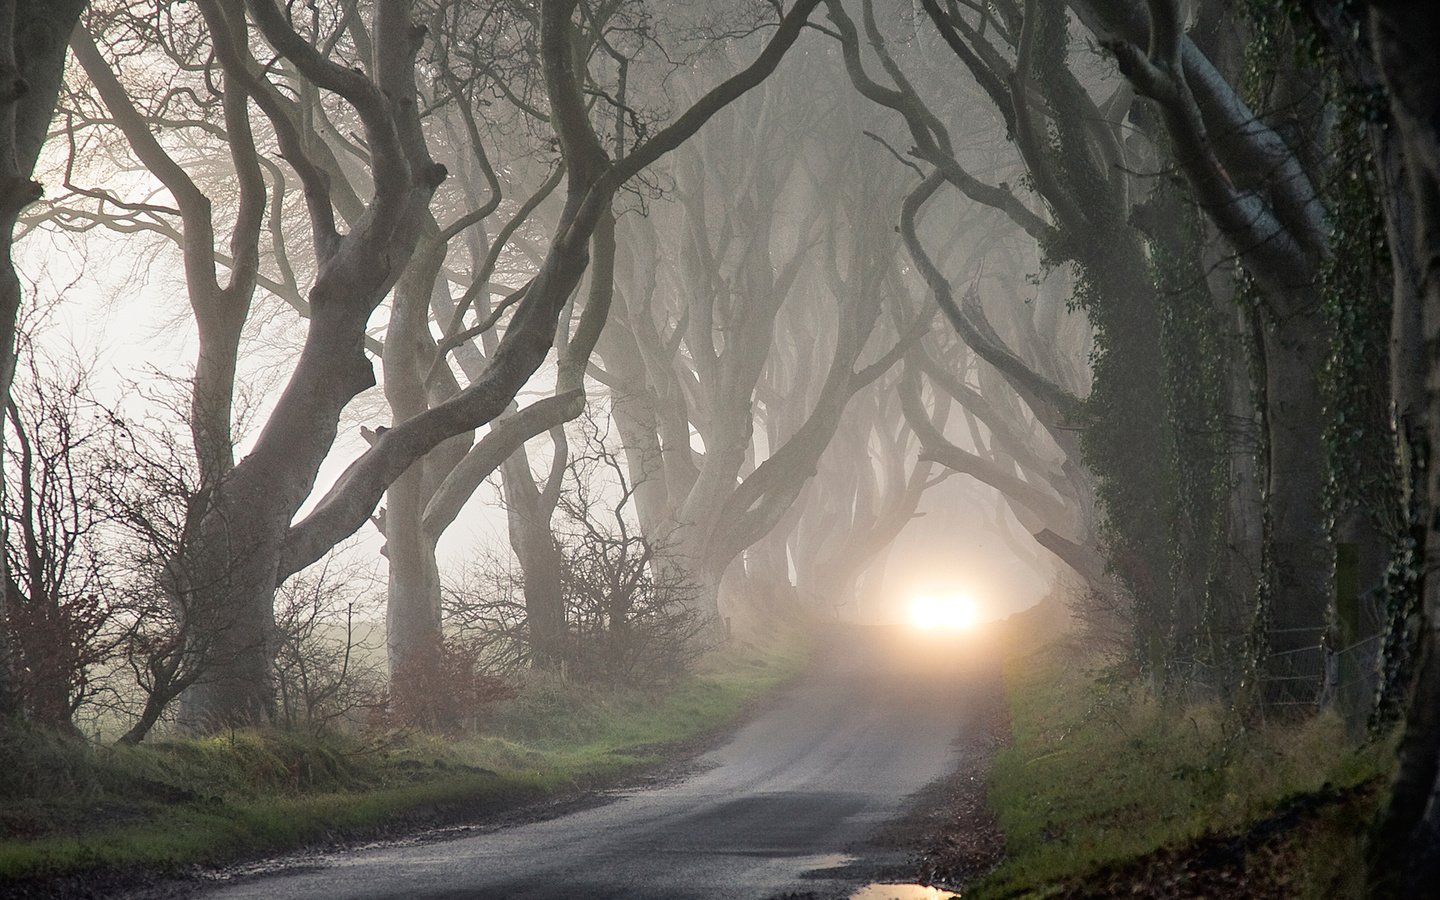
xmin=199 ymin=627 xmax=996 ymax=900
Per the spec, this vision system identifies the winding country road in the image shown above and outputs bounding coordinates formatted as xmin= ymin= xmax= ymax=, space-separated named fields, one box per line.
xmin=198 ymin=627 xmax=997 ymax=900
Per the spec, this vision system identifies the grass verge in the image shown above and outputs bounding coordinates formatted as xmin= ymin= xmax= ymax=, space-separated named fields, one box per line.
xmin=969 ymin=637 xmax=1394 ymax=899
xmin=0 ymin=639 xmax=808 ymax=885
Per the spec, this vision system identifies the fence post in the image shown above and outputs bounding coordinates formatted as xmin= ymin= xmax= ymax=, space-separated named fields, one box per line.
xmin=1334 ymin=542 xmax=1366 ymax=735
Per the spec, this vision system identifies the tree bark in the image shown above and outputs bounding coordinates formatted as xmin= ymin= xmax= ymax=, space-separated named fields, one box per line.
xmin=502 ymin=446 xmax=567 ymax=670
xmin=1364 ymin=2 xmax=1440 ymax=892
xmin=170 ymin=0 xmax=825 ymax=728
xmin=380 ymin=226 xmax=455 ymax=686
xmin=0 ymin=0 xmax=88 ymax=719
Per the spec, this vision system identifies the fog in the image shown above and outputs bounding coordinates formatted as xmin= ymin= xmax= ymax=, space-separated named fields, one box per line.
xmin=2 ymin=0 xmax=1112 ymax=743
xmin=12 ymin=0 xmax=1440 ymax=892
xmin=0 ymin=0 xmax=1262 ymax=743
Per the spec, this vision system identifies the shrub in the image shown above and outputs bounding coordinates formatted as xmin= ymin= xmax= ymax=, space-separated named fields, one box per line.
xmin=376 ymin=634 xmax=513 ymax=733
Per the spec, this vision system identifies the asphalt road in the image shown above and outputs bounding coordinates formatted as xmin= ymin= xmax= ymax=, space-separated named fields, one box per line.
xmin=199 ymin=627 xmax=996 ymax=900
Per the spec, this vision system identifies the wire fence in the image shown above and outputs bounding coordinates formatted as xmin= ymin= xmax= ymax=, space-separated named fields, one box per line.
xmin=1164 ymin=628 xmax=1385 ymax=725
xmin=1254 ymin=630 xmax=1385 ymax=729
xmin=1258 ymin=625 xmax=1330 ymax=708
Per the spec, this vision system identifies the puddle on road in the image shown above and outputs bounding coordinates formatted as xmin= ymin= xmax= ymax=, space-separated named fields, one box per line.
xmin=784 ymin=852 xmax=852 ymax=870
xmin=850 ymin=884 xmax=959 ymax=900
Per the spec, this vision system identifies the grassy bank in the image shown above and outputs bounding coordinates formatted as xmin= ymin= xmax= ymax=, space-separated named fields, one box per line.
xmin=971 ymin=637 xmax=1394 ymax=898
xmin=0 ymin=639 xmax=807 ymax=884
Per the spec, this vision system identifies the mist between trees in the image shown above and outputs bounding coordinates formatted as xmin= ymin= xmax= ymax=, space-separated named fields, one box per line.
xmin=1 ymin=0 xmax=1440 ymax=894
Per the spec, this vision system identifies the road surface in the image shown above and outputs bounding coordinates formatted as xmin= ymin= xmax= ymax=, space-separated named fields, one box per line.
xmin=198 ymin=627 xmax=996 ymax=900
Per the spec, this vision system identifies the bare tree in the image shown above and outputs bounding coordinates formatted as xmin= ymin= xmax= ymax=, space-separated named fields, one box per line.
xmin=271 ymin=559 xmax=384 ymax=732
xmin=554 ymin=409 xmax=707 ymax=685
xmin=589 ymin=61 xmax=929 ymax=631
xmin=1 ymin=346 xmax=120 ymax=732
xmin=0 ymin=0 xmax=88 ymax=719
xmin=788 ymin=375 xmax=942 ymax=616
xmin=45 ymin=0 xmax=823 ymax=729
xmin=446 ymin=407 xmax=707 ymax=686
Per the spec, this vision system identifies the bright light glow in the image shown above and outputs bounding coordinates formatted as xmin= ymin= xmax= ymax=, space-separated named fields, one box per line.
xmin=908 ymin=592 xmax=981 ymax=632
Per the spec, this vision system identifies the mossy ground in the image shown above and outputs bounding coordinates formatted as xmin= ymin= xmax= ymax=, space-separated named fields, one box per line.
xmin=966 ymin=635 xmax=1393 ymax=899
xmin=0 ymin=639 xmax=808 ymax=883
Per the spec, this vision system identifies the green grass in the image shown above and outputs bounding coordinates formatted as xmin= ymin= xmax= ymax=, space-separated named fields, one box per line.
xmin=970 ymin=640 xmax=1394 ymax=899
xmin=0 ymin=639 xmax=808 ymax=882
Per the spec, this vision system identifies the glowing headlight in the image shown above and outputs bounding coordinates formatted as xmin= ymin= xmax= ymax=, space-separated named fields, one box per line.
xmin=908 ymin=593 xmax=980 ymax=631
